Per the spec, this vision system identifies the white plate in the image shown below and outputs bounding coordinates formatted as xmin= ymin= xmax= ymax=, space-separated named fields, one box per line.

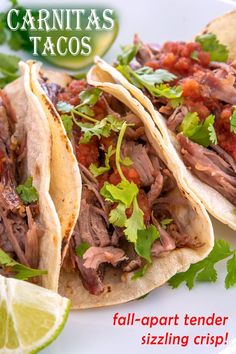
xmin=1 ymin=0 xmax=236 ymax=353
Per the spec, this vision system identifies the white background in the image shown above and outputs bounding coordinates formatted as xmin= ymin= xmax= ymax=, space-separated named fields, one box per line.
xmin=1 ymin=0 xmax=236 ymax=353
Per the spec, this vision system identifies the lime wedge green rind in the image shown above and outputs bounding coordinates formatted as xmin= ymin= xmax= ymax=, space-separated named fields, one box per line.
xmin=29 ymin=300 xmax=71 ymax=354
xmin=0 ymin=275 xmax=71 ymax=354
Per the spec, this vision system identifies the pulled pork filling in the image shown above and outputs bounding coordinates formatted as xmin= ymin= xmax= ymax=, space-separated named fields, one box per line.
xmin=0 ymin=91 xmax=40 ymax=275
xmin=120 ymin=36 xmax=236 ymax=205
xmin=53 ymin=79 xmax=198 ymax=295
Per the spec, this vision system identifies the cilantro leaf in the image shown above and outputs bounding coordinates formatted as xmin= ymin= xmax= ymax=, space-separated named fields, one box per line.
xmin=78 ymin=120 xmax=111 ymax=144
xmin=135 ymin=66 xmax=177 ymax=85
xmin=0 ymin=248 xmax=47 ymax=280
xmin=190 ymin=51 xmax=199 ymax=61
xmin=79 ymin=88 xmax=102 ymax=106
xmin=117 ymin=44 xmax=140 ymax=65
xmin=89 ymin=145 xmax=115 ymax=177
xmin=61 ymin=114 xmax=73 ymax=138
xmin=195 ymin=33 xmax=228 ymax=62
xmin=137 ymin=292 xmax=150 ymax=300
xmin=168 ymin=240 xmax=233 ymax=290
xmin=117 ymin=65 xmax=182 ymax=104
xmin=154 ymin=83 xmax=183 ymax=99
xmin=160 ymin=218 xmax=173 ymax=229
xmin=78 ymin=115 xmax=123 ymax=144
xmin=56 ymin=101 xmax=74 ymax=113
xmin=135 ymin=225 xmax=160 ymax=262
xmin=131 ymin=264 xmax=148 ymax=280
xmin=208 ymin=123 xmax=218 ymax=145
xmin=78 ymin=105 xmax=94 ymax=116
xmin=10 ymin=0 xmax=18 ymax=6
xmin=225 ymin=251 xmax=236 ymax=289
xmin=8 ymin=31 xmax=28 ymax=51
xmin=124 ymin=197 xmax=145 ymax=243
xmin=121 ymin=156 xmax=133 ymax=166
xmin=230 ymin=107 xmax=236 ymax=134
xmin=16 ymin=177 xmax=39 ymax=205
xmin=109 ymin=203 xmax=127 ymax=227
xmin=196 ymin=263 xmax=217 ymax=282
xmin=105 ymin=115 xmax=124 ymax=132
xmin=0 ymin=53 xmax=21 ymax=88
xmin=75 ymin=242 xmax=90 ymax=257
xmin=179 ymin=112 xmax=216 ymax=147
xmin=101 ymin=180 xmax=139 ymax=207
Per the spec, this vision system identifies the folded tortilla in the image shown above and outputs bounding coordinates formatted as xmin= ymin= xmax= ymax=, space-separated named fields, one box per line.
xmin=93 ymin=55 xmax=236 ymax=232
xmin=1 ymin=62 xmax=62 ymax=291
xmin=29 ymin=61 xmax=213 ymax=309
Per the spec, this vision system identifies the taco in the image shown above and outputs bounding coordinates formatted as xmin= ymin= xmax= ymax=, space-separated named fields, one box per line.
xmin=0 ymin=61 xmax=63 ymax=291
xmin=93 ymin=14 xmax=236 ymax=231
xmin=29 ymin=61 xmax=213 ymax=309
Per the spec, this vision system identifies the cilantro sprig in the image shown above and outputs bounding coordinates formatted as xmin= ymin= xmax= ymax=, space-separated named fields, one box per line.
xmin=195 ymin=33 xmax=229 ymax=62
xmin=57 ymin=88 xmax=125 ymax=143
xmin=16 ymin=176 xmax=39 ymax=205
xmin=117 ymin=65 xmax=182 ymax=107
xmin=100 ymin=122 xmax=159 ymax=269
xmin=169 ymin=240 xmax=236 ymax=290
xmin=179 ymin=112 xmax=217 ymax=147
xmin=0 ymin=248 xmax=47 ymax=280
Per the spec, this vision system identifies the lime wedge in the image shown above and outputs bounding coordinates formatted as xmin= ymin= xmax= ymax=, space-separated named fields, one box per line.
xmin=0 ymin=275 xmax=70 ymax=354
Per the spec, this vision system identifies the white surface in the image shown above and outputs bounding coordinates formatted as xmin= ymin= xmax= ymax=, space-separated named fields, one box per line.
xmin=1 ymin=0 xmax=236 ymax=353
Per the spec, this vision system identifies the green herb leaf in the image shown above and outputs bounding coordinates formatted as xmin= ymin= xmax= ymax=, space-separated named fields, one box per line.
xmin=225 ymin=251 xmax=236 ymax=289
xmin=121 ymin=156 xmax=133 ymax=167
xmin=79 ymin=88 xmax=102 ymax=106
xmin=61 ymin=114 xmax=73 ymax=138
xmin=0 ymin=53 xmax=20 ymax=73
xmin=117 ymin=65 xmax=182 ymax=104
xmin=230 ymin=107 xmax=236 ymax=134
xmin=160 ymin=218 xmax=173 ymax=229
xmin=78 ymin=120 xmax=111 ymax=144
xmin=168 ymin=240 xmax=233 ymax=290
xmin=0 ymin=248 xmax=47 ymax=280
xmin=0 ymin=53 xmax=20 ymax=88
xmin=10 ymin=0 xmax=18 ymax=6
xmin=208 ymin=123 xmax=218 ymax=145
xmin=16 ymin=177 xmax=39 ymax=205
xmin=124 ymin=197 xmax=145 ymax=243
xmin=8 ymin=31 xmax=28 ymax=51
xmin=117 ymin=44 xmax=140 ymax=65
xmin=75 ymin=242 xmax=90 ymax=258
xmin=190 ymin=51 xmax=199 ymax=61
xmin=78 ymin=115 xmax=123 ymax=144
xmin=100 ymin=180 xmax=139 ymax=207
xmin=180 ymin=112 xmax=216 ymax=147
xmin=109 ymin=203 xmax=127 ymax=227
xmin=135 ymin=66 xmax=177 ymax=86
xmin=195 ymin=33 xmax=229 ymax=62
xmin=135 ymin=225 xmax=160 ymax=262
xmin=56 ymin=101 xmax=74 ymax=113
xmin=131 ymin=264 xmax=148 ymax=280
xmin=77 ymin=105 xmax=94 ymax=116
xmin=89 ymin=145 xmax=115 ymax=177
xmin=105 ymin=115 xmax=124 ymax=132
xmin=137 ymin=292 xmax=150 ymax=300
